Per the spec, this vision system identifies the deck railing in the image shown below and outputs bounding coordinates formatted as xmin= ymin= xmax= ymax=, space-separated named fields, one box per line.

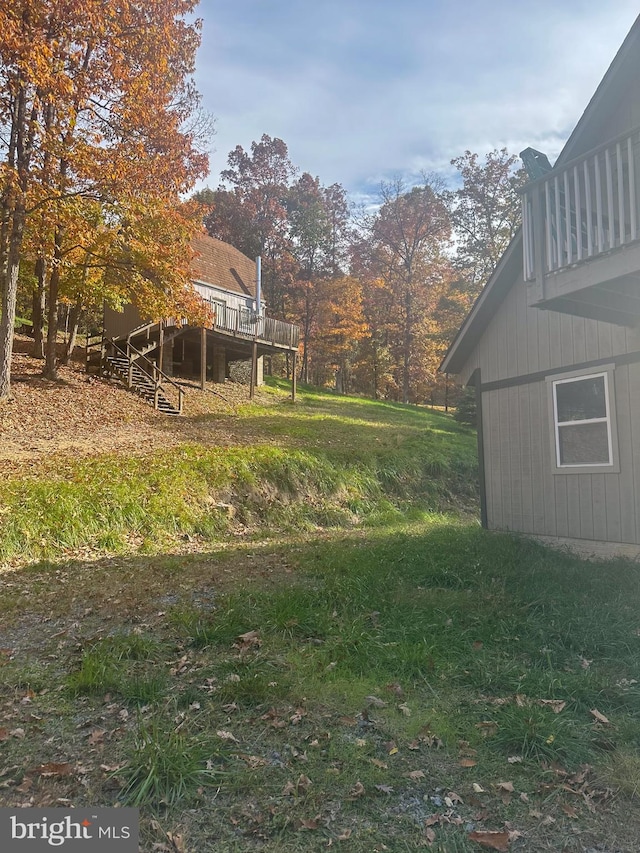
xmin=211 ymin=305 xmax=299 ymax=349
xmin=522 ymin=126 xmax=640 ymax=282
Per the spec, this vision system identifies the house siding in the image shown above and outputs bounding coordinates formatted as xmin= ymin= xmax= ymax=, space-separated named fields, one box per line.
xmin=462 ymin=271 xmax=640 ymax=545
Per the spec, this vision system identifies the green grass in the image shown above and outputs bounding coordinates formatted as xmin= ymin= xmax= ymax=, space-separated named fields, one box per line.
xmin=0 ymin=383 xmax=477 ymax=562
xmin=4 ymin=384 xmax=640 ymax=849
xmin=67 ymin=632 xmax=168 ymax=703
xmin=117 ymin=716 xmax=226 ymax=809
xmin=3 ymin=523 xmax=640 ymax=849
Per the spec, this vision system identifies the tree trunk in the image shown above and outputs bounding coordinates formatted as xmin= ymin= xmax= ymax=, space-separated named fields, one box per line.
xmin=402 ymin=288 xmax=413 ymax=405
xmin=32 ymin=256 xmax=46 ymax=358
xmin=61 ymin=298 xmax=83 ymax=364
xmin=43 ymin=227 xmax=63 ymax=380
xmin=0 ymin=254 xmax=20 ymax=399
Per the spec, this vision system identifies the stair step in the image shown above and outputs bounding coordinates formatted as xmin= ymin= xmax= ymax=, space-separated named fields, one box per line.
xmin=103 ymin=353 xmax=180 ymax=416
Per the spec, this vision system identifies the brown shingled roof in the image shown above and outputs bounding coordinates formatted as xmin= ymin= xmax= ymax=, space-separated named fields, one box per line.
xmin=190 ymin=233 xmax=256 ymax=297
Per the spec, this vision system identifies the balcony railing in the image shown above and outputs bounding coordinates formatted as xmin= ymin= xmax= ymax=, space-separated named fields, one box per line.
xmin=210 ymin=304 xmax=300 ymax=349
xmin=522 ymin=126 xmax=640 ymax=284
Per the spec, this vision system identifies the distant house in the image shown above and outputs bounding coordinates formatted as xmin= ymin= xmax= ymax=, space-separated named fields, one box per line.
xmin=92 ymin=233 xmax=300 ymax=414
xmin=441 ymin=16 xmax=640 ymax=556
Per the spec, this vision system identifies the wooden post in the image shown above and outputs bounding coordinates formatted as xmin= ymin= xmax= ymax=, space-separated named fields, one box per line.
xmin=200 ymin=327 xmax=206 ymax=390
xmin=292 ymin=351 xmax=297 ymax=402
xmin=249 ymin=339 xmax=258 ymax=400
xmin=158 ymin=323 xmax=164 ymax=373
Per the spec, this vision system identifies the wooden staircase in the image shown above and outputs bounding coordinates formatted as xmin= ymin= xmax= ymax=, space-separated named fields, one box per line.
xmin=86 ymin=327 xmax=185 ymax=415
xmin=105 ymin=353 xmax=181 ymax=415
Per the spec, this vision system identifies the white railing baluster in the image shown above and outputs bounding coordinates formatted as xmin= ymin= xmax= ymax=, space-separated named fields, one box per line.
xmin=555 ymin=175 xmax=562 ymax=267
xmin=522 ymin=197 xmax=531 ymax=280
xmin=584 ymin=159 xmax=593 ymax=257
xmin=629 ymin=134 xmax=637 ymax=241
xmin=617 ymin=141 xmax=625 ymax=244
xmin=574 ymin=164 xmax=583 ymax=260
xmin=595 ymin=153 xmax=604 ymax=252
xmin=545 ymin=180 xmax=553 ymax=271
xmin=564 ymin=171 xmax=572 ymax=264
xmin=605 ymin=147 xmax=615 ymax=248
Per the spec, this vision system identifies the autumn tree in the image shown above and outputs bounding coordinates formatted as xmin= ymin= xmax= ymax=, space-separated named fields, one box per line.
xmin=360 ymin=178 xmax=452 ymax=403
xmin=0 ymin=0 xmax=209 ymax=398
xmin=286 ymin=174 xmax=350 ymax=381
xmin=201 ymin=135 xmax=297 ymax=318
xmin=449 ymin=148 xmax=527 ymax=292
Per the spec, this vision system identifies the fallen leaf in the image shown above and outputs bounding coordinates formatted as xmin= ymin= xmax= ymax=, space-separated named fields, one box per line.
xmin=337 ymin=828 xmax=352 ymax=840
xmin=424 ymin=826 xmax=436 ymax=844
xmin=0 ymin=728 xmax=8 ymax=742
xmin=165 ymin=831 xmax=185 ymax=852
xmin=507 ymin=756 xmax=522 ymax=764
xmin=216 ymin=730 xmax=239 ymax=743
xmin=364 ymin=695 xmax=387 ymax=708
xmin=348 ymin=781 xmax=365 ymax=799
xmin=87 ymin=728 xmax=106 ymax=745
xmin=370 ymin=759 xmax=388 ymax=770
xmin=10 ymin=729 xmax=25 ymax=739
xmin=406 ymin=769 xmax=425 ymax=780
xmin=468 ymin=829 xmax=510 ymax=851
xmin=385 ymin=682 xmax=404 ymax=696
xmin=590 ymin=709 xmax=611 ymax=725
xmin=235 ymin=630 xmax=261 ymax=650
xmin=298 ymin=817 xmax=319 ymax=831
xmin=398 ymin=702 xmax=411 ymax=717
xmin=296 ymin=774 xmax=312 ymax=793
xmin=497 ymin=781 xmax=514 ymax=792
xmin=472 ymin=783 xmax=486 ymax=793
xmin=539 ymin=699 xmax=566 ymax=714
xmin=375 ymin=784 xmax=394 ymax=794
xmin=459 ymin=758 xmax=477 ymax=768
xmin=35 ymin=763 xmax=74 ymax=777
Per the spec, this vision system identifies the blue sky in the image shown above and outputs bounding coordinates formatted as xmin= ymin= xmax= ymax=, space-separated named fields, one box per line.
xmin=193 ymin=1 xmax=639 ymax=202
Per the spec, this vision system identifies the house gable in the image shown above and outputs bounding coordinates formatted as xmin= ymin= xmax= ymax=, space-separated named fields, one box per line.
xmin=443 ymin=16 xmax=640 ymax=551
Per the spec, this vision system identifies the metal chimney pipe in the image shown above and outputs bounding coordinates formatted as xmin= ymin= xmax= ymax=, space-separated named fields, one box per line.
xmin=255 ymin=256 xmax=262 ymax=315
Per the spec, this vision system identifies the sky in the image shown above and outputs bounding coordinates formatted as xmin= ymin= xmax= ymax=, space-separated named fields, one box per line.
xmin=193 ymin=1 xmax=639 ymax=204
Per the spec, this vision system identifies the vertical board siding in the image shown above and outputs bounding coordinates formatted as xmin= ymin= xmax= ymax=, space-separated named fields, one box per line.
xmin=472 ymin=270 xmax=640 ymax=545
xmin=508 ymin=385 xmax=523 ymax=531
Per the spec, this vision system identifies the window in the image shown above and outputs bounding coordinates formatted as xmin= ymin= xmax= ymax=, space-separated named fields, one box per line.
xmin=550 ymin=370 xmax=616 ymax=469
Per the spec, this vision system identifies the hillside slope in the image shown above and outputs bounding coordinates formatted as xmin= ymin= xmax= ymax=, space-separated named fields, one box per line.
xmin=0 ymin=340 xmax=478 ymax=563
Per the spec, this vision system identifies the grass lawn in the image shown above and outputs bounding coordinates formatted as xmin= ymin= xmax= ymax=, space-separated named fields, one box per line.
xmin=1 ymin=381 xmax=640 ymax=850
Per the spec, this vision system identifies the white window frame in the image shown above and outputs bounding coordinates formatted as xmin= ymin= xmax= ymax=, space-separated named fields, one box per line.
xmin=546 ymin=364 xmax=619 ymax=474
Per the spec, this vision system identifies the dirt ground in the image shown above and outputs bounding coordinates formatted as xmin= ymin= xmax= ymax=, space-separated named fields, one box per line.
xmin=0 ymin=336 xmax=279 ymax=471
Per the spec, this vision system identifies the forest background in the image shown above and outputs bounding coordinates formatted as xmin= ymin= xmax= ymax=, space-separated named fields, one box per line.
xmin=0 ymin=2 xmax=526 ymax=407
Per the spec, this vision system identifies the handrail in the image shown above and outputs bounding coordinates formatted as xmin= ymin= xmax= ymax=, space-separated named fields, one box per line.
xmin=126 ymin=319 xmax=160 ymax=342
xmin=105 ymin=336 xmax=185 ymax=414
xmin=522 ymin=125 xmax=640 ymax=283
xmin=520 ymin=123 xmax=640 ymax=190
